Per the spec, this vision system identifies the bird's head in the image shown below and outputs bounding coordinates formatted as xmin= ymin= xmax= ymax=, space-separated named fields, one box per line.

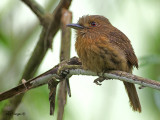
xmin=67 ymin=15 xmax=112 ymax=36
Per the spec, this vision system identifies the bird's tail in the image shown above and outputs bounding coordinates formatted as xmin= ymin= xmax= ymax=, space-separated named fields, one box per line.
xmin=123 ymin=81 xmax=141 ymax=112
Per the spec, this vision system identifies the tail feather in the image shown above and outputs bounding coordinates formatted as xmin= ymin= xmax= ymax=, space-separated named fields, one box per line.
xmin=123 ymin=82 xmax=141 ymax=112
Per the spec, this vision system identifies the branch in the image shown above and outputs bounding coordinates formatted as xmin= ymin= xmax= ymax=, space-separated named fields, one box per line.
xmin=21 ymin=0 xmax=52 ymax=27
xmin=44 ymin=0 xmax=72 ymax=48
xmin=57 ymin=9 xmax=72 ymax=119
xmin=0 ymin=57 xmax=160 ymax=102
xmin=0 ymin=0 xmax=72 ymax=120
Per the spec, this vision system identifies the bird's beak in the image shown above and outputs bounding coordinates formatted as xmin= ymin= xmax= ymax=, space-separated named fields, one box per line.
xmin=67 ymin=24 xmax=84 ymax=29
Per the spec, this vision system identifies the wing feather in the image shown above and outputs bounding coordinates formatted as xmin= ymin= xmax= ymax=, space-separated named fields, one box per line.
xmin=107 ymin=28 xmax=138 ymax=68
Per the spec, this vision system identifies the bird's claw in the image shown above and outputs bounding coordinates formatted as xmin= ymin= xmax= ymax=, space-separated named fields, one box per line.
xmin=57 ymin=65 xmax=70 ymax=78
xmin=94 ymin=77 xmax=105 ymax=85
xmin=57 ymin=65 xmax=82 ymax=77
xmin=139 ymin=85 xmax=145 ymax=89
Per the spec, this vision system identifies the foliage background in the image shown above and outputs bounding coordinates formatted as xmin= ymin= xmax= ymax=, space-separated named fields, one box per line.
xmin=0 ymin=0 xmax=160 ymax=120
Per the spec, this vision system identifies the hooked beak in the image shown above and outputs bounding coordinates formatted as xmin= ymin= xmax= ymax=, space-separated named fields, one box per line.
xmin=67 ymin=24 xmax=84 ymax=29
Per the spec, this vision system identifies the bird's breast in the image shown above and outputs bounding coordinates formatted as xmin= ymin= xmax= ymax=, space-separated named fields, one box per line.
xmin=75 ymin=36 xmax=129 ymax=73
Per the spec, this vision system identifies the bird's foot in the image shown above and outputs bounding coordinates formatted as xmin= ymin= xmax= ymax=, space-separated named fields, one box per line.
xmin=139 ymin=85 xmax=146 ymax=89
xmin=57 ymin=64 xmax=82 ymax=77
xmin=94 ymin=77 xmax=106 ymax=85
xmin=57 ymin=64 xmax=82 ymax=97
xmin=94 ymin=70 xmax=111 ymax=85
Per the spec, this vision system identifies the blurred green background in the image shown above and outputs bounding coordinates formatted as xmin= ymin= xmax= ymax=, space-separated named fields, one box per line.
xmin=0 ymin=0 xmax=160 ymax=120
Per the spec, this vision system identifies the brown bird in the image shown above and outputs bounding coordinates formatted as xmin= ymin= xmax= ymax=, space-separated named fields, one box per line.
xmin=67 ymin=15 xmax=141 ymax=112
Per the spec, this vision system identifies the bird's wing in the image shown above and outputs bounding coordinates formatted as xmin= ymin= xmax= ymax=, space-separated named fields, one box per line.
xmin=107 ymin=28 xmax=138 ymax=68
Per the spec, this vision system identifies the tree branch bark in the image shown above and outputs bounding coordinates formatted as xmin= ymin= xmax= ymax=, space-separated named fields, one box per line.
xmin=0 ymin=57 xmax=160 ymax=103
xmin=57 ymin=8 xmax=72 ymax=120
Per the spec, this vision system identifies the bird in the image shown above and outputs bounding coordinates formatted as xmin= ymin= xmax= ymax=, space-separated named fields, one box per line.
xmin=67 ymin=15 xmax=141 ymax=112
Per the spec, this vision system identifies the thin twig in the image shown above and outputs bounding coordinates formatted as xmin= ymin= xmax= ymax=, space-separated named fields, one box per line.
xmin=21 ymin=0 xmax=45 ymax=15
xmin=21 ymin=0 xmax=52 ymax=26
xmin=0 ymin=57 xmax=160 ymax=103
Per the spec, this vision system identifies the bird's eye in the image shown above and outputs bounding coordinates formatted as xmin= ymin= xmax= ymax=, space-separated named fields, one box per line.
xmin=90 ymin=22 xmax=97 ymax=27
